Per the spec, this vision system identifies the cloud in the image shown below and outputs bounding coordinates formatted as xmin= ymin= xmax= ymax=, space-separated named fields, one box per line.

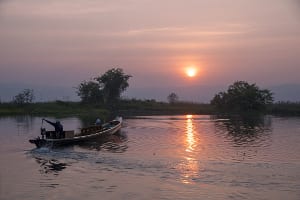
xmin=1 ymin=0 xmax=130 ymax=17
xmin=0 ymin=0 xmax=300 ymax=95
xmin=126 ymin=26 xmax=248 ymax=37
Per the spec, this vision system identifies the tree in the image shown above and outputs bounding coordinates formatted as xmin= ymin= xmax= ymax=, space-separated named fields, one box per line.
xmin=167 ymin=92 xmax=179 ymax=104
xmin=13 ymin=89 xmax=35 ymax=105
xmin=77 ymin=68 xmax=131 ymax=105
xmin=211 ymin=81 xmax=273 ymax=112
xmin=76 ymin=81 xmax=103 ymax=104
xmin=96 ymin=68 xmax=131 ymax=104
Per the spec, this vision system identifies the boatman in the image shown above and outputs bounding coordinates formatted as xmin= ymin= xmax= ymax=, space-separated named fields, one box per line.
xmin=42 ymin=118 xmax=64 ymax=138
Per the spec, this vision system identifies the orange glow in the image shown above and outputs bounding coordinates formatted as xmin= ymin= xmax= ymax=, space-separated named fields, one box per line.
xmin=181 ymin=114 xmax=200 ymax=184
xmin=185 ymin=115 xmax=195 ymax=152
xmin=186 ymin=114 xmax=193 ymax=119
xmin=185 ymin=67 xmax=197 ymax=77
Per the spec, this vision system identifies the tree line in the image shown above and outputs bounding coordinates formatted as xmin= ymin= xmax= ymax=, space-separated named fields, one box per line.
xmin=76 ymin=68 xmax=274 ymax=113
xmin=9 ymin=68 xmax=275 ymax=113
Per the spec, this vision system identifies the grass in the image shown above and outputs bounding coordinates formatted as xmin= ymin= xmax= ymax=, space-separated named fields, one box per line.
xmin=0 ymin=99 xmax=214 ymax=118
xmin=0 ymin=101 xmax=109 ymax=118
xmin=267 ymin=102 xmax=300 ymax=116
xmin=117 ymin=99 xmax=214 ymax=116
xmin=0 ymin=99 xmax=300 ymax=117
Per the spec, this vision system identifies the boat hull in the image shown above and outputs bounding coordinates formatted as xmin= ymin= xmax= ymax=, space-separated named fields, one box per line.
xmin=29 ymin=117 xmax=122 ymax=148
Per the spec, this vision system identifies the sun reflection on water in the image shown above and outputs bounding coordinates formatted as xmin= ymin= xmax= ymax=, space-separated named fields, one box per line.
xmin=181 ymin=115 xmax=201 ymax=184
xmin=186 ymin=115 xmax=195 ymax=152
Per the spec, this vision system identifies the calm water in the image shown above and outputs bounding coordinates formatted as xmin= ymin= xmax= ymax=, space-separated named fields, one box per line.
xmin=0 ymin=115 xmax=300 ymax=200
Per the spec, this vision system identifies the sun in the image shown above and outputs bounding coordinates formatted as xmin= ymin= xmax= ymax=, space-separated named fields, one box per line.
xmin=185 ymin=67 xmax=197 ymax=77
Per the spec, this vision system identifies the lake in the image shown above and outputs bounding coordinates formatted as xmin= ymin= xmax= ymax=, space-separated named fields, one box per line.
xmin=0 ymin=115 xmax=300 ymax=200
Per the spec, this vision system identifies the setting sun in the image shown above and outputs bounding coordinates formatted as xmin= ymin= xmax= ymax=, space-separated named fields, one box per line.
xmin=186 ymin=67 xmax=197 ymax=77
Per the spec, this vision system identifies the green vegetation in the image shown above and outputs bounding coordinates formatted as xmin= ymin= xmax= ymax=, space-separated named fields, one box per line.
xmin=76 ymin=81 xmax=102 ymax=104
xmin=0 ymin=101 xmax=109 ymax=118
xmin=267 ymin=101 xmax=300 ymax=116
xmin=211 ymin=81 xmax=273 ymax=113
xmin=167 ymin=92 xmax=179 ymax=104
xmin=1 ymin=99 xmax=300 ymax=117
xmin=117 ymin=99 xmax=214 ymax=116
xmin=13 ymin=89 xmax=35 ymax=105
xmin=0 ymin=100 xmax=214 ymax=117
xmin=77 ymin=68 xmax=131 ymax=105
xmin=1 ymin=76 xmax=300 ymax=117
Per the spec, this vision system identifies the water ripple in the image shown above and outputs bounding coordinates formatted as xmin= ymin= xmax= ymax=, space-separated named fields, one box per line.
xmin=2 ymin=115 xmax=300 ymax=200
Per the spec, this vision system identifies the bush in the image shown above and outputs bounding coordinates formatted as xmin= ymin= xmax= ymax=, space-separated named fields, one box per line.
xmin=13 ymin=89 xmax=35 ymax=105
xmin=211 ymin=81 xmax=273 ymax=112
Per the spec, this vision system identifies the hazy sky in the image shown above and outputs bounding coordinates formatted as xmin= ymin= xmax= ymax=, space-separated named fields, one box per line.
xmin=0 ymin=0 xmax=300 ymax=101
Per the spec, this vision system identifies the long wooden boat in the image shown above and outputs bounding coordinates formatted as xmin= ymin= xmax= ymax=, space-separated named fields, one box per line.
xmin=29 ymin=117 xmax=122 ymax=148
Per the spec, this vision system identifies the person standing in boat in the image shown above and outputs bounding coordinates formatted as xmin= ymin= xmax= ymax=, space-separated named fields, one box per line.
xmin=42 ymin=118 xmax=64 ymax=138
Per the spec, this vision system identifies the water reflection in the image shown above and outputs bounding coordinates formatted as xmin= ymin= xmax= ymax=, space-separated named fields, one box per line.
xmin=2 ymin=115 xmax=300 ymax=200
xmin=214 ymin=114 xmax=272 ymax=146
xmin=29 ymin=131 xmax=127 ymax=177
xmin=78 ymin=132 xmax=128 ymax=153
xmin=185 ymin=115 xmax=195 ymax=152
xmin=34 ymin=156 xmax=68 ymax=175
xmin=181 ymin=115 xmax=200 ymax=184
xmin=14 ymin=115 xmax=35 ymax=135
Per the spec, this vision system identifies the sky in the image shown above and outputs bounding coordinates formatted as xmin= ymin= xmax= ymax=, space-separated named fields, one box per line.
xmin=0 ymin=0 xmax=300 ymax=102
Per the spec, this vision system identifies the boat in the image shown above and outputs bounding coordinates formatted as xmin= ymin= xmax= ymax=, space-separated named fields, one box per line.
xmin=29 ymin=117 xmax=123 ymax=148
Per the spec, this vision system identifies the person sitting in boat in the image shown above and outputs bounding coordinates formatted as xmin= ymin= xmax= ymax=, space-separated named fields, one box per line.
xmin=42 ymin=118 xmax=64 ymax=138
xmin=95 ymin=118 xmax=102 ymax=126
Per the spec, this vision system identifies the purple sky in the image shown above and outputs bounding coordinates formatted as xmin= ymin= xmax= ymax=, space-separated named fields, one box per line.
xmin=0 ymin=0 xmax=300 ymax=102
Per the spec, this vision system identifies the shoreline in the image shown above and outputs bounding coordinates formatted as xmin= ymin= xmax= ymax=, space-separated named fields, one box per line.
xmin=0 ymin=100 xmax=300 ymax=117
